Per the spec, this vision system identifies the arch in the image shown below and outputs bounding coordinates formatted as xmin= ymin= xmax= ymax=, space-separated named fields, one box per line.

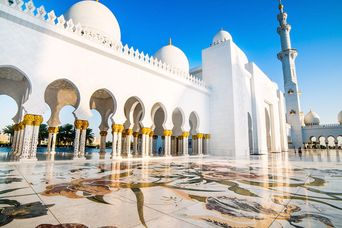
xmin=89 ymin=88 xmax=116 ymax=130
xmin=172 ymin=107 xmax=185 ymax=136
xmin=124 ymin=96 xmax=145 ymax=130
xmin=327 ymin=136 xmax=336 ymax=149
xmin=151 ymin=102 xmax=167 ymax=131
xmin=0 ymin=66 xmax=32 ymax=122
xmin=189 ymin=111 xmax=200 ymax=135
xmin=337 ymin=136 xmax=342 ymax=149
xmin=44 ymin=78 xmax=81 ymax=127
xmin=265 ymin=108 xmax=272 ymax=152
xmin=318 ymin=136 xmax=327 ymax=149
xmin=247 ymin=112 xmax=253 ymax=153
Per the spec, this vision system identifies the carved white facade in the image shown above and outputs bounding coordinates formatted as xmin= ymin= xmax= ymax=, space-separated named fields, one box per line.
xmin=0 ymin=0 xmax=290 ymax=161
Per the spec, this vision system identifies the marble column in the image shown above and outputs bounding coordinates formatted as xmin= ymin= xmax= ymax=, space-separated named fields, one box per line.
xmin=153 ymin=135 xmax=158 ymax=156
xmin=149 ymin=131 xmax=154 ymax=157
xmin=73 ymin=120 xmax=83 ymax=159
xmin=19 ymin=114 xmax=43 ymax=161
xmin=16 ymin=123 xmax=24 ymax=156
xmin=47 ymin=127 xmax=58 ymax=154
xmin=133 ymin=132 xmax=139 ymax=156
xmin=203 ymin=134 xmax=210 ymax=155
xmin=192 ymin=135 xmax=198 ymax=155
xmin=99 ymin=130 xmax=108 ymax=154
xmin=125 ymin=129 xmax=133 ymax=158
xmin=11 ymin=124 xmax=19 ymax=153
xmin=197 ymin=133 xmax=203 ymax=156
xmin=111 ymin=124 xmax=120 ymax=159
xmin=182 ymin=132 xmax=189 ymax=156
xmin=117 ymin=125 xmax=124 ymax=158
xmin=141 ymin=128 xmax=151 ymax=158
xmin=171 ymin=136 xmax=176 ymax=156
xmin=163 ymin=130 xmax=172 ymax=157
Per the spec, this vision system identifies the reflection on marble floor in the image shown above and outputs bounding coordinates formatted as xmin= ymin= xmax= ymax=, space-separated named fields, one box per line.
xmin=0 ymin=151 xmax=341 ymax=227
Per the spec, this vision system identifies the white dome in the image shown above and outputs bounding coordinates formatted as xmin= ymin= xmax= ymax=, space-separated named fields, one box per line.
xmin=304 ymin=110 xmax=320 ymax=126
xmin=338 ymin=111 xmax=342 ymax=124
xmin=212 ymin=29 xmax=232 ymax=45
xmin=154 ymin=43 xmax=189 ymax=73
xmin=64 ymin=0 xmax=121 ymax=42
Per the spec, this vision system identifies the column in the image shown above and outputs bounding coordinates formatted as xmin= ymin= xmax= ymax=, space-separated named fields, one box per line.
xmin=177 ymin=136 xmax=182 ymax=156
xmin=99 ymin=130 xmax=108 ymax=154
xmin=11 ymin=124 xmax=19 ymax=153
xmin=29 ymin=115 xmax=43 ymax=160
xmin=141 ymin=128 xmax=151 ymax=158
xmin=117 ymin=125 xmax=124 ymax=158
xmin=203 ymin=134 xmax=210 ymax=155
xmin=197 ymin=133 xmax=203 ymax=156
xmin=163 ymin=130 xmax=172 ymax=157
xmin=111 ymin=124 xmax=119 ymax=159
xmin=78 ymin=120 xmax=89 ymax=158
xmin=133 ymin=132 xmax=139 ymax=156
xmin=16 ymin=123 xmax=24 ymax=156
xmin=73 ymin=120 xmax=82 ymax=159
xmin=153 ymin=135 xmax=158 ymax=156
xmin=126 ymin=129 xmax=133 ymax=158
xmin=51 ymin=128 xmax=58 ymax=154
xmin=182 ymin=132 xmax=189 ymax=156
xmin=171 ymin=136 xmax=176 ymax=156
xmin=149 ymin=131 xmax=154 ymax=157
xmin=19 ymin=114 xmax=43 ymax=161
xmin=192 ymin=135 xmax=197 ymax=155
xmin=47 ymin=132 xmax=53 ymax=153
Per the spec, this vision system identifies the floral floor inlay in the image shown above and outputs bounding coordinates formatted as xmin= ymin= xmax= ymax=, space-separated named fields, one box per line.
xmin=0 ymin=150 xmax=341 ymax=227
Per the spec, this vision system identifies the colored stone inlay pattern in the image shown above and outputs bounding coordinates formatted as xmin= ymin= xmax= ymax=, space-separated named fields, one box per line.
xmin=0 ymin=151 xmax=341 ymax=227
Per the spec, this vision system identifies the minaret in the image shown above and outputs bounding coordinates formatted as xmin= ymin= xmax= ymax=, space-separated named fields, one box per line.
xmin=276 ymin=0 xmax=303 ymax=148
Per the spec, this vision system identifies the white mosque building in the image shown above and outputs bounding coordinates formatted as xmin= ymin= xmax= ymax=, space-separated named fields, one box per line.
xmin=0 ymin=0 xmax=340 ymax=161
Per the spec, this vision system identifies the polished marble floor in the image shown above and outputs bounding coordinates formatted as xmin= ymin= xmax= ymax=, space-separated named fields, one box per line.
xmin=0 ymin=150 xmax=341 ymax=227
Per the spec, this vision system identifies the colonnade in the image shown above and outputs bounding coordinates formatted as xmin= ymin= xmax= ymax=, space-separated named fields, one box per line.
xmin=11 ymin=114 xmax=43 ymax=161
xmin=10 ymin=115 xmax=210 ymax=161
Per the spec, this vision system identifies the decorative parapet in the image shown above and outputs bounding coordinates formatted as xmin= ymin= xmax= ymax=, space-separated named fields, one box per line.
xmin=303 ymin=124 xmax=342 ymax=130
xmin=0 ymin=0 xmax=208 ymax=91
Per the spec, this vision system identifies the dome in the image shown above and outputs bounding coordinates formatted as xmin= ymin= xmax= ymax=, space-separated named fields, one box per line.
xmin=338 ymin=111 xmax=342 ymax=124
xmin=212 ymin=29 xmax=232 ymax=45
xmin=304 ymin=110 xmax=320 ymax=126
xmin=64 ymin=0 xmax=121 ymax=42
xmin=154 ymin=41 xmax=189 ymax=73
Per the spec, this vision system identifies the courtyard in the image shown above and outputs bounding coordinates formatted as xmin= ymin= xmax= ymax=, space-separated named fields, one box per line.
xmin=0 ymin=150 xmax=341 ymax=227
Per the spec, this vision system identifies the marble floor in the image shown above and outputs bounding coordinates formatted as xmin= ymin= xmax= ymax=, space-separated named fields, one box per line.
xmin=0 ymin=150 xmax=341 ymax=228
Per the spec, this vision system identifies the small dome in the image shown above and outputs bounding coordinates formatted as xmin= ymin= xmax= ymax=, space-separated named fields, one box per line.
xmin=64 ymin=0 xmax=121 ymax=42
xmin=338 ymin=111 xmax=342 ymax=124
xmin=304 ymin=110 xmax=320 ymax=126
xmin=154 ymin=41 xmax=189 ymax=73
xmin=212 ymin=29 xmax=232 ymax=45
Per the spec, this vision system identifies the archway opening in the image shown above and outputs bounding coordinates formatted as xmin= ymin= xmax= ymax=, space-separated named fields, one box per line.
xmin=0 ymin=66 xmax=31 ymax=156
xmin=318 ymin=136 xmax=326 ymax=149
xmin=151 ymin=103 xmax=167 ymax=156
xmin=123 ymin=97 xmax=144 ymax=157
xmin=89 ymin=89 xmax=116 ymax=158
xmin=189 ymin=111 xmax=199 ymax=155
xmin=327 ymin=136 xmax=336 ymax=149
xmin=172 ymin=108 xmax=185 ymax=156
xmin=44 ymin=79 xmax=80 ymax=154
xmin=337 ymin=136 xmax=342 ymax=149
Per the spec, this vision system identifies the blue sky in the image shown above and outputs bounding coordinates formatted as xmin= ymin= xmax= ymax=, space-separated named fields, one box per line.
xmin=1 ymin=0 xmax=341 ymax=134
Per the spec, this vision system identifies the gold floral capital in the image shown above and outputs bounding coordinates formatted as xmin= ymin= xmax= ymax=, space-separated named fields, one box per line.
xmin=133 ymin=132 xmax=140 ymax=137
xmin=23 ymin=114 xmax=35 ymax=126
xmin=126 ymin=129 xmax=133 ymax=135
xmin=182 ymin=132 xmax=190 ymax=138
xmin=163 ymin=130 xmax=172 ymax=137
xmin=197 ymin=133 xmax=204 ymax=139
xmin=100 ymin=131 xmax=108 ymax=136
xmin=33 ymin=115 xmax=43 ymax=126
xmin=141 ymin=128 xmax=151 ymax=135
xmin=74 ymin=120 xmax=83 ymax=130
xmin=204 ymin=134 xmax=211 ymax=139
xmin=48 ymin=127 xmax=59 ymax=134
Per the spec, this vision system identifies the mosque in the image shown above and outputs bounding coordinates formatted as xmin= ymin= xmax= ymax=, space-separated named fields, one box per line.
xmin=0 ymin=0 xmax=341 ymax=161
